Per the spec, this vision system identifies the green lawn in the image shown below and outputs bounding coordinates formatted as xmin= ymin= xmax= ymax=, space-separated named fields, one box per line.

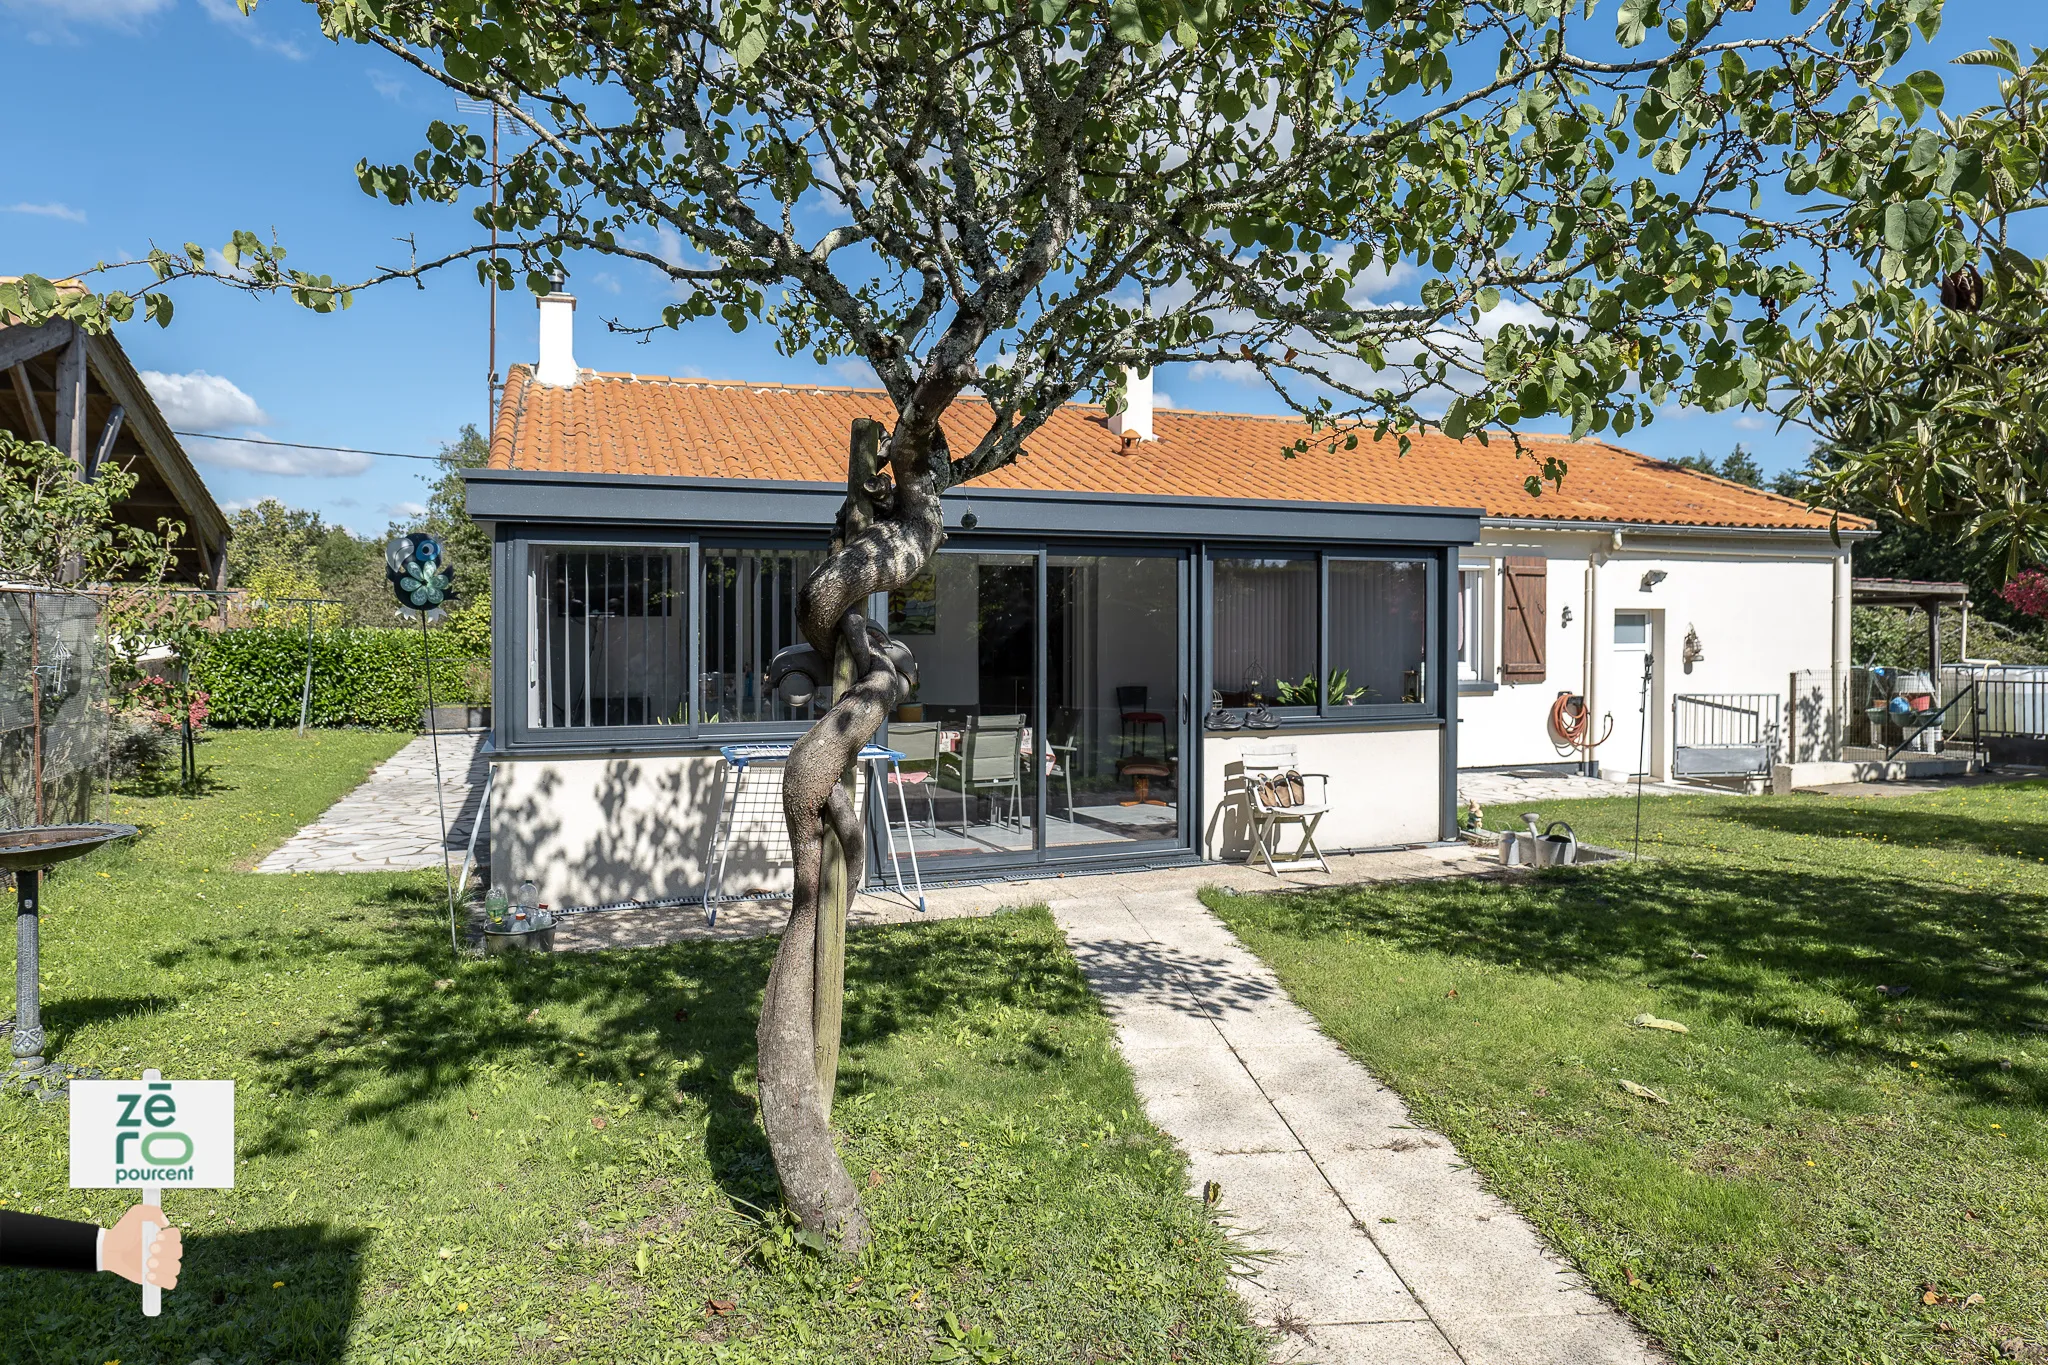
xmin=1 ymin=729 xmax=1260 ymax=1364
xmin=1213 ymin=784 xmax=2048 ymax=1365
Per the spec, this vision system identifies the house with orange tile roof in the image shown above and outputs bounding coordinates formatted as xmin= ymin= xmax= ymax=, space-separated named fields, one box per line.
xmin=465 ymin=288 xmax=1869 ymax=908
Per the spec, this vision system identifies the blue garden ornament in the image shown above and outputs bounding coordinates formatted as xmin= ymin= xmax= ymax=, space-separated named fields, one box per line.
xmin=386 ymin=533 xmax=456 ymax=622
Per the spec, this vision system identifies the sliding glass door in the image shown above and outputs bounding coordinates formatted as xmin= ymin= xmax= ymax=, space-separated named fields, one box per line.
xmin=884 ymin=545 xmax=1190 ymax=870
xmin=1046 ymin=551 xmax=1187 ymax=855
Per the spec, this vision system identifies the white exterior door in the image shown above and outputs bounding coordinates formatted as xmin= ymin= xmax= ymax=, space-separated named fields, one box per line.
xmin=1605 ymin=609 xmax=1665 ymax=780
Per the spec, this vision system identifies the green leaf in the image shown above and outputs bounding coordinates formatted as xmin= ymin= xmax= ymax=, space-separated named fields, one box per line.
xmin=1616 ymin=0 xmax=1658 ymax=47
xmin=1903 ymin=69 xmax=1944 ymax=108
xmin=1881 ymin=200 xmax=1940 ymax=253
xmin=732 ymin=14 xmax=769 ymax=69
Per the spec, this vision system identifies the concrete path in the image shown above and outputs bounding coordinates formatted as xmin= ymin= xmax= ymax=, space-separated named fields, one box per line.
xmin=546 ymin=843 xmax=1496 ymax=952
xmin=1049 ymin=885 xmax=1665 ymax=1365
xmin=1458 ymin=769 xmax=1694 ymax=811
xmin=257 ymin=732 xmax=490 ymax=873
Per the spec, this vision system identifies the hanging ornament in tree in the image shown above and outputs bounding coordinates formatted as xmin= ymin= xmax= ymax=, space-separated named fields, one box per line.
xmin=386 ymin=533 xmax=456 ymax=623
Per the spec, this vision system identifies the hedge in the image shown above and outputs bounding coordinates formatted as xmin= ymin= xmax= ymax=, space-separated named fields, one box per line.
xmin=190 ymin=626 xmax=489 ymax=729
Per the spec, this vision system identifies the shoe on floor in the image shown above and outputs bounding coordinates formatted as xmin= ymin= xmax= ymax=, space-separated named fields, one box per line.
xmin=1245 ymin=701 xmax=1281 ymax=730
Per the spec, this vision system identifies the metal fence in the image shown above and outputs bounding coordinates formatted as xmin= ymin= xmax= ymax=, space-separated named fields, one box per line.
xmin=0 ymin=587 xmax=110 ymax=828
xmin=1671 ymin=692 xmax=1780 ymax=778
xmin=1938 ymin=665 xmax=2048 ymax=764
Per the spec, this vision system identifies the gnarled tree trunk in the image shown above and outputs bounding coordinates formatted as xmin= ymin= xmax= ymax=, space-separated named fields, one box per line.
xmin=757 ymin=416 xmax=947 ymax=1251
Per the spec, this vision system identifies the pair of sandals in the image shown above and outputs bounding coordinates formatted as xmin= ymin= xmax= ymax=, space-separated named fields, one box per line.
xmin=1204 ymin=693 xmax=1280 ymax=731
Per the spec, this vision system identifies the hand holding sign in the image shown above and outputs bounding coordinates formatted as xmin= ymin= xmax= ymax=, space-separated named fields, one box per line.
xmin=70 ymin=1068 xmax=232 ymax=1316
xmin=103 ymin=1203 xmax=182 ymax=1289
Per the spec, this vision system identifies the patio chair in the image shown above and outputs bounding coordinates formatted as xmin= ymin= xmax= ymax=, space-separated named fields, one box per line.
xmin=1116 ymin=685 xmax=1167 ymax=759
xmin=1239 ymin=747 xmax=1331 ymax=875
xmin=940 ymin=713 xmax=1025 ymax=831
xmin=1046 ymin=709 xmax=1079 ymax=818
xmin=886 ymin=721 xmax=941 ymax=832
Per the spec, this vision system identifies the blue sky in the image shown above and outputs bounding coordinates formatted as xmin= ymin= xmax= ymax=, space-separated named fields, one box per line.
xmin=2 ymin=0 xmax=2042 ymax=533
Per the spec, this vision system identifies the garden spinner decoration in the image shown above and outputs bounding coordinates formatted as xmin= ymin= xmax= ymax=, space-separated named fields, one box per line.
xmin=386 ymin=534 xmax=462 ymax=949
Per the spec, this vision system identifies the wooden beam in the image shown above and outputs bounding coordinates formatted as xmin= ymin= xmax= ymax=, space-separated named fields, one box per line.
xmin=8 ymin=362 xmax=48 ymax=443
xmin=52 ymin=327 xmax=87 ymax=466
xmin=0 ymin=318 xmax=72 ymax=371
xmin=86 ymin=404 xmax=125 ymax=480
xmin=81 ymin=335 xmax=230 ymax=548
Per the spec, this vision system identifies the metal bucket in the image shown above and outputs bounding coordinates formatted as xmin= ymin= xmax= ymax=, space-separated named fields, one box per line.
xmin=482 ymin=919 xmax=556 ymax=954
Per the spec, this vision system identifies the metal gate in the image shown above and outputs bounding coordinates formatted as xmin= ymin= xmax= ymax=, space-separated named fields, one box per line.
xmin=1672 ymin=692 xmax=1780 ymax=779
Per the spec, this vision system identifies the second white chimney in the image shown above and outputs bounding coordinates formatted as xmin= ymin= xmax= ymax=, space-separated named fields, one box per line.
xmin=1107 ymin=366 xmax=1155 ymax=442
xmin=536 ymin=289 xmax=578 ymax=387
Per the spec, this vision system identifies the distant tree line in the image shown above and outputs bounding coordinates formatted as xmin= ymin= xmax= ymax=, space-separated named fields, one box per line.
xmin=225 ymin=425 xmax=490 ymax=629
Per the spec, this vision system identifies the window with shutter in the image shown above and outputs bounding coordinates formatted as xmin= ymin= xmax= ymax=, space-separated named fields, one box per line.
xmin=1501 ymin=556 xmax=1547 ymax=683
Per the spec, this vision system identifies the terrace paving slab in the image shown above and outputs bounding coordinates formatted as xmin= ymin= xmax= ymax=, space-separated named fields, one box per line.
xmin=257 ymin=732 xmax=489 ymax=875
xmin=1046 ymin=880 xmax=1668 ymax=1365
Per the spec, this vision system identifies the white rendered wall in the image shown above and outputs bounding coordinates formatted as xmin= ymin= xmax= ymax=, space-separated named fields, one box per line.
xmin=1456 ymin=527 xmax=1848 ymax=776
xmin=491 ymin=751 xmax=870 ymax=910
xmin=1200 ymin=726 xmax=1441 ymax=860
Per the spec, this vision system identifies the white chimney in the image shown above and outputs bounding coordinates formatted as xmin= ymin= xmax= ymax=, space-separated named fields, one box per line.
xmin=1107 ymin=366 xmax=1155 ymax=442
xmin=536 ymin=288 xmax=578 ymax=387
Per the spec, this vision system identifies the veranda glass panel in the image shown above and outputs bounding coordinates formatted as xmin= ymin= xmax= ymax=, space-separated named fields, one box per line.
xmin=1329 ymin=558 xmax=1429 ymax=706
xmin=1047 ymin=553 xmax=1181 ymax=852
xmin=533 ymin=548 xmax=689 ymax=727
xmin=1211 ymin=556 xmax=1316 ymax=709
xmin=699 ymin=546 xmax=832 ymax=724
xmin=888 ymin=552 xmax=1038 ymax=863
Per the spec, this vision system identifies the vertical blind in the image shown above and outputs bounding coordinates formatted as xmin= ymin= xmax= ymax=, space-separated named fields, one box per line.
xmin=1328 ymin=558 xmax=1428 ymax=705
xmin=1211 ymin=556 xmax=1316 ymax=703
xmin=699 ymin=547 xmax=831 ymax=724
xmin=535 ymin=548 xmax=690 ymax=728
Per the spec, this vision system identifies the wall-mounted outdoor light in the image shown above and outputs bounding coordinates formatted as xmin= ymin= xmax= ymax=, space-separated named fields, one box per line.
xmin=1640 ymin=569 xmax=1668 ymax=591
xmin=1561 ymin=604 xmax=1573 ymax=626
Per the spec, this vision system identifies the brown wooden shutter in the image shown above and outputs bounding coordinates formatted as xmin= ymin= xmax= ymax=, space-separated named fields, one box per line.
xmin=1501 ymin=556 xmax=1547 ymax=683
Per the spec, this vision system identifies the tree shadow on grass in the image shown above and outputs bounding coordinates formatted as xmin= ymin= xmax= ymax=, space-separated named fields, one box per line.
xmin=37 ymin=993 xmax=177 ymax=1063
xmin=227 ymin=885 xmax=1097 ymax=1216
xmin=0 ymin=1221 xmax=366 ymax=1365
xmin=1700 ymin=786 xmax=2048 ymax=862
xmin=1246 ymin=861 xmax=2048 ymax=1109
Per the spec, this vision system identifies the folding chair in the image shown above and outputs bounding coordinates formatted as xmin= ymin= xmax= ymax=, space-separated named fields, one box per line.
xmin=1239 ymin=747 xmax=1331 ymax=875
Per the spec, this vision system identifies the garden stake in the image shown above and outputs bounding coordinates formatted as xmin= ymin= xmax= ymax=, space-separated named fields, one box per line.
xmin=417 ymin=611 xmax=459 ymax=955
xmin=1633 ymin=651 xmax=1653 ymax=859
xmin=298 ymin=602 xmax=316 ymax=735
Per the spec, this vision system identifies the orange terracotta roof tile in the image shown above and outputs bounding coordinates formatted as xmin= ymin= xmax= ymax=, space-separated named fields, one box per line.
xmin=489 ymin=365 xmax=1864 ymax=532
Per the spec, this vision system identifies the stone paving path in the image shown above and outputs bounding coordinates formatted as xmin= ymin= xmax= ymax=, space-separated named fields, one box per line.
xmin=257 ymin=732 xmax=490 ymax=874
xmin=1050 ymin=875 xmax=1665 ymax=1365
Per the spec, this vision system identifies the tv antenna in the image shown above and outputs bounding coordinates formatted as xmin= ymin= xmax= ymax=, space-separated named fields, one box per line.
xmin=455 ymin=96 xmax=526 ymax=429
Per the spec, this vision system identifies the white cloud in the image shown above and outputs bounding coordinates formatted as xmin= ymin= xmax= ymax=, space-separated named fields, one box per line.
xmin=143 ymin=369 xmax=367 ymax=476
xmin=830 ymin=358 xmax=879 ymax=387
xmin=219 ymin=496 xmax=268 ymax=514
xmin=182 ymin=437 xmax=371 ymax=478
xmin=367 ymin=68 xmax=407 ymax=102
xmin=196 ymin=0 xmax=304 ymax=58
xmin=1732 ymin=413 xmax=1770 ymax=431
xmin=384 ymin=500 xmax=428 ymax=519
xmin=4 ymin=201 xmax=86 ymax=223
xmin=1153 ymin=391 xmax=1175 ymax=408
xmin=1 ymin=0 xmax=166 ymax=40
xmin=141 ymin=369 xmax=270 ymax=430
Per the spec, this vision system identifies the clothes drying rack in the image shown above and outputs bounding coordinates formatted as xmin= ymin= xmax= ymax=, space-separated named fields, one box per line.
xmin=702 ymin=742 xmax=926 ymax=924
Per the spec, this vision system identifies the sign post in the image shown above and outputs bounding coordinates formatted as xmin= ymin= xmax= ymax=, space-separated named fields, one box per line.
xmin=69 ymin=1068 xmax=234 ymax=1315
